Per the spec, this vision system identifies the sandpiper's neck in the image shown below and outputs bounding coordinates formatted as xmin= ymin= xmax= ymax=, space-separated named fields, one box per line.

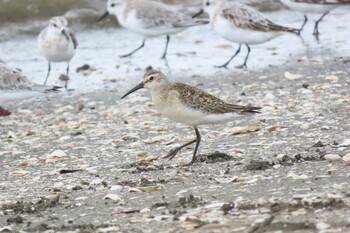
xmin=150 ymin=79 xmax=171 ymax=96
xmin=45 ymin=26 xmax=63 ymax=38
xmin=119 ymin=1 xmax=134 ymax=20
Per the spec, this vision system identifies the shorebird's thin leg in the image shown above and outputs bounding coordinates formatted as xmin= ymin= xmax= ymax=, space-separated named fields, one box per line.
xmin=65 ymin=62 xmax=70 ymax=89
xmin=187 ymin=127 xmax=201 ymax=166
xmin=120 ymin=39 xmax=146 ymax=58
xmin=215 ymin=44 xmax=242 ymax=69
xmin=163 ymin=139 xmax=196 ymax=160
xmin=44 ymin=62 xmax=51 ymax=85
xmin=299 ymin=15 xmax=308 ymax=33
xmin=313 ymin=12 xmax=329 ymax=39
xmin=236 ymin=44 xmax=250 ymax=69
xmin=161 ymin=35 xmax=170 ymax=60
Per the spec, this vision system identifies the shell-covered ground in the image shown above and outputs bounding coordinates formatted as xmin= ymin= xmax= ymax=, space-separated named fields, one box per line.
xmin=1 ymin=54 xmax=350 ymax=232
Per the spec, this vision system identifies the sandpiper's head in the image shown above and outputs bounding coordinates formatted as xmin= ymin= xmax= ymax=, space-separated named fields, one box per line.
xmin=48 ymin=16 xmax=70 ymax=39
xmin=107 ymin=0 xmax=124 ymax=13
xmin=121 ymin=70 xmax=168 ymax=99
xmin=49 ymin=16 xmax=68 ymax=31
xmin=98 ymin=0 xmax=124 ymax=21
xmin=142 ymin=70 xmax=168 ymax=90
xmin=202 ymin=0 xmax=221 ymax=16
xmin=193 ymin=0 xmax=220 ymax=19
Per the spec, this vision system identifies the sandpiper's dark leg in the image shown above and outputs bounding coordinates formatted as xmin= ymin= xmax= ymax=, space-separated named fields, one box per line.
xmin=44 ymin=62 xmax=51 ymax=85
xmin=299 ymin=15 xmax=308 ymax=33
xmin=161 ymin=35 xmax=170 ymax=60
xmin=215 ymin=44 xmax=242 ymax=69
xmin=65 ymin=62 xmax=70 ymax=89
xmin=236 ymin=44 xmax=250 ymax=69
xmin=187 ymin=127 xmax=201 ymax=166
xmin=163 ymin=127 xmax=201 ymax=165
xmin=120 ymin=39 xmax=146 ymax=58
xmin=163 ymin=139 xmax=196 ymax=160
xmin=313 ymin=12 xmax=329 ymax=39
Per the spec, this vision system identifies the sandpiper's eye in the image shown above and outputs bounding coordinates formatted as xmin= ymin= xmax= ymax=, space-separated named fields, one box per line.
xmin=206 ymin=1 xmax=210 ymax=6
xmin=53 ymin=23 xmax=57 ymax=27
xmin=149 ymin=76 xmax=154 ymax=81
xmin=111 ymin=3 xmax=115 ymax=7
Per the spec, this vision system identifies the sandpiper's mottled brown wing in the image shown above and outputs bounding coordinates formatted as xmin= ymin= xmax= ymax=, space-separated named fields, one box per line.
xmin=129 ymin=0 xmax=207 ymax=29
xmin=0 ymin=62 xmax=32 ymax=90
xmin=293 ymin=0 xmax=350 ymax=4
xmin=221 ymin=3 xmax=299 ymax=33
xmin=0 ymin=61 xmax=61 ymax=92
xmin=170 ymin=82 xmax=260 ymax=115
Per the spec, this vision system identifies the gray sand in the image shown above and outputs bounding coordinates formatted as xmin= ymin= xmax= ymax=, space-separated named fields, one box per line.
xmin=1 ymin=56 xmax=350 ymax=232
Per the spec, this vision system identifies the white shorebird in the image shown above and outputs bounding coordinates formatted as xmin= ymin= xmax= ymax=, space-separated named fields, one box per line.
xmin=279 ymin=0 xmax=350 ymax=38
xmin=0 ymin=60 xmax=60 ymax=106
xmin=121 ymin=70 xmax=260 ymax=165
xmin=193 ymin=0 xmax=300 ymax=68
xmin=38 ymin=16 xmax=78 ymax=88
xmin=97 ymin=0 xmax=208 ymax=59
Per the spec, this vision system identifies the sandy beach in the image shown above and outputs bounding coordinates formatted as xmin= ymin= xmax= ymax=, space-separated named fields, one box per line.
xmin=1 ymin=55 xmax=350 ymax=231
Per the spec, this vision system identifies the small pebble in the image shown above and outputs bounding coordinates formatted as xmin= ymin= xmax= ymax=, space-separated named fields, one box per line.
xmin=342 ymin=153 xmax=350 ymax=162
xmin=340 ymin=139 xmax=350 ymax=147
xmin=50 ymin=150 xmax=67 ymax=158
xmin=324 ymin=154 xmax=341 ymax=161
xmin=316 ymin=222 xmax=330 ymax=230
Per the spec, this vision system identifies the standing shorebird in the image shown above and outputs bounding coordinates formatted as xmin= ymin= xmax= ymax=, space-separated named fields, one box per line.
xmin=193 ymin=0 xmax=300 ymax=69
xmin=279 ymin=0 xmax=350 ymax=38
xmin=38 ymin=16 xmax=78 ymax=88
xmin=0 ymin=60 xmax=60 ymax=105
xmin=121 ymin=70 xmax=261 ymax=166
xmin=97 ymin=0 xmax=208 ymax=60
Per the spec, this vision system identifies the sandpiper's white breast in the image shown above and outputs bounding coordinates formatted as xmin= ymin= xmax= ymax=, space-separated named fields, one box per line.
xmin=213 ymin=15 xmax=283 ymax=45
xmin=280 ymin=0 xmax=337 ymax=13
xmin=38 ymin=30 xmax=75 ymax=62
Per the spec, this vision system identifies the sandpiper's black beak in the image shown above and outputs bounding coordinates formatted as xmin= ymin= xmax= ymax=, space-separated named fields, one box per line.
xmin=61 ymin=29 xmax=69 ymax=41
xmin=97 ymin=11 xmax=109 ymax=22
xmin=192 ymin=9 xmax=204 ymax=18
xmin=121 ymin=82 xmax=144 ymax=99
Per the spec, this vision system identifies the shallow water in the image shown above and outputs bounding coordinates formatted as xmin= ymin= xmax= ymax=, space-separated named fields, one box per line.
xmin=0 ymin=8 xmax=349 ymax=93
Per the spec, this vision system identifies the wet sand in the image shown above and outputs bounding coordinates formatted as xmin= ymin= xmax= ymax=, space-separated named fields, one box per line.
xmin=1 ymin=7 xmax=350 ymax=92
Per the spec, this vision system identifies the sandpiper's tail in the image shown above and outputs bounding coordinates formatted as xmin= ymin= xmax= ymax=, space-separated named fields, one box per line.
xmin=267 ymin=21 xmax=301 ymax=35
xmin=174 ymin=18 xmax=209 ymax=28
xmin=224 ymin=104 xmax=261 ymax=115
xmin=241 ymin=106 xmax=261 ymax=115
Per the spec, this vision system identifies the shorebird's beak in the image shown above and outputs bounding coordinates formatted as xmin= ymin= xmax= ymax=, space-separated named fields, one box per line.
xmin=61 ymin=29 xmax=69 ymax=41
xmin=192 ymin=9 xmax=204 ymax=18
xmin=121 ymin=82 xmax=144 ymax=99
xmin=97 ymin=11 xmax=109 ymax=22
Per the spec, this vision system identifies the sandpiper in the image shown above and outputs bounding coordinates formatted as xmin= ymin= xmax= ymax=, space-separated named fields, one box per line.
xmin=0 ymin=60 xmax=60 ymax=105
xmin=121 ymin=70 xmax=261 ymax=165
xmin=98 ymin=0 xmax=208 ymax=59
xmin=38 ymin=16 xmax=78 ymax=88
xmin=193 ymin=0 xmax=300 ymax=68
xmin=279 ymin=0 xmax=350 ymax=38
